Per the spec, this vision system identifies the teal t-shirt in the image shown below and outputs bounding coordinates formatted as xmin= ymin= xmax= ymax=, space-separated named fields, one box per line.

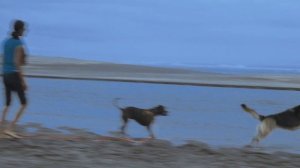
xmin=2 ymin=38 xmax=23 ymax=74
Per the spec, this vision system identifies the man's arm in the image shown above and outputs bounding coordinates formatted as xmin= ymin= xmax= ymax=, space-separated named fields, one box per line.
xmin=15 ymin=46 xmax=27 ymax=90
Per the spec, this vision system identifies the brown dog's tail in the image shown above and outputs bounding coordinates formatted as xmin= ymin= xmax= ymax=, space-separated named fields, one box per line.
xmin=241 ymin=104 xmax=265 ymax=121
xmin=113 ymin=98 xmax=122 ymax=110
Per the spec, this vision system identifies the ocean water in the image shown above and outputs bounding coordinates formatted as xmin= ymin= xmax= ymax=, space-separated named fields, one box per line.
xmin=2 ymin=77 xmax=300 ymax=153
xmin=1 ymin=0 xmax=300 ymax=67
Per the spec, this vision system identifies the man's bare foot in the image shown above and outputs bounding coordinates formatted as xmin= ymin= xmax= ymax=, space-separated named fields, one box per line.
xmin=4 ymin=130 xmax=22 ymax=139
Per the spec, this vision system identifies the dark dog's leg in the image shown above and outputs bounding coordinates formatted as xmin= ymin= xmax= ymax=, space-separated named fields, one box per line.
xmin=146 ymin=125 xmax=155 ymax=139
xmin=120 ymin=115 xmax=128 ymax=135
xmin=251 ymin=118 xmax=276 ymax=145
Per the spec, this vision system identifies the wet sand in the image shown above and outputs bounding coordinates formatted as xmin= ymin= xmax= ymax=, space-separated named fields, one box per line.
xmin=1 ymin=123 xmax=300 ymax=168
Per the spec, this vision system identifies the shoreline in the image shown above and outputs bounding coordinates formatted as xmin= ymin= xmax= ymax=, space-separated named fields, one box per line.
xmin=24 ymin=74 xmax=300 ymax=91
xmin=1 ymin=56 xmax=300 ymax=91
xmin=23 ymin=56 xmax=300 ymax=91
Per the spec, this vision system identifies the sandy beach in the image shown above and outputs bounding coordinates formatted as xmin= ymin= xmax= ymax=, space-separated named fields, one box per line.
xmin=1 ymin=56 xmax=300 ymax=167
xmin=1 ymin=123 xmax=300 ymax=168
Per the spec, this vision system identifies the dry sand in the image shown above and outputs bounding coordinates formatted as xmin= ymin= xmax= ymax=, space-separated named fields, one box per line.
xmin=1 ymin=123 xmax=300 ymax=168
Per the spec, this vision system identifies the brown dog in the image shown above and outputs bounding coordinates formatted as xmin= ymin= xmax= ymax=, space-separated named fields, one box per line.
xmin=113 ymin=98 xmax=168 ymax=138
xmin=241 ymin=104 xmax=300 ymax=145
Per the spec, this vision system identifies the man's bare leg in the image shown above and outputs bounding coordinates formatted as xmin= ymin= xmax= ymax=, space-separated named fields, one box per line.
xmin=0 ymin=106 xmax=9 ymax=125
xmin=7 ymin=105 xmax=26 ymax=130
xmin=4 ymin=105 xmax=26 ymax=138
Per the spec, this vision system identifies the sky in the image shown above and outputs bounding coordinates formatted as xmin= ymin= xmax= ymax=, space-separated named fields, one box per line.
xmin=1 ymin=0 xmax=300 ymax=68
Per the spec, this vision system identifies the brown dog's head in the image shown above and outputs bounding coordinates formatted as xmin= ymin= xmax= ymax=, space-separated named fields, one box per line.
xmin=152 ymin=105 xmax=168 ymax=116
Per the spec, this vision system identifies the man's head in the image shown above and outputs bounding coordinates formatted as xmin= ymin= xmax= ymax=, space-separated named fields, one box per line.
xmin=11 ymin=20 xmax=26 ymax=38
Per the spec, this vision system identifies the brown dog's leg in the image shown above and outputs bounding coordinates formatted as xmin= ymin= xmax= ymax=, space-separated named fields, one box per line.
xmin=147 ymin=125 xmax=155 ymax=139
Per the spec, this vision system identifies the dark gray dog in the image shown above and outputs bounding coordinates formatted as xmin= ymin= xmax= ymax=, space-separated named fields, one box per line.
xmin=241 ymin=104 xmax=300 ymax=145
xmin=113 ymin=98 xmax=168 ymax=138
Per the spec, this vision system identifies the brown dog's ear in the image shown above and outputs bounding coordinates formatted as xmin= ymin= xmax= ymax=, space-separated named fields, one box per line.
xmin=241 ymin=104 xmax=247 ymax=108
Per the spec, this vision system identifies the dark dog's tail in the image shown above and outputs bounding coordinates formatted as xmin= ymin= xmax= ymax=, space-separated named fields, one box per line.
xmin=113 ymin=98 xmax=122 ymax=110
xmin=241 ymin=104 xmax=265 ymax=121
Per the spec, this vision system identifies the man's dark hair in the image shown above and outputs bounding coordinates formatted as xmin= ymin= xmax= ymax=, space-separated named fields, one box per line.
xmin=11 ymin=20 xmax=25 ymax=39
